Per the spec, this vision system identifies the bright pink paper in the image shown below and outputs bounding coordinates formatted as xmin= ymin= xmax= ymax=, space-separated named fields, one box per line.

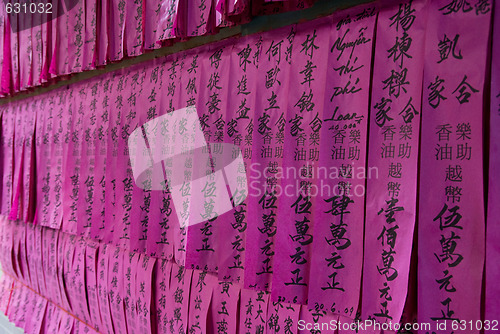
xmin=67 ymin=0 xmax=84 ymax=73
xmin=96 ymin=243 xmax=115 ymax=334
xmin=136 ymin=254 xmax=156 ymax=333
xmin=418 ymin=1 xmax=491 ymax=332
xmin=271 ymin=18 xmax=326 ymax=305
xmin=244 ymin=26 xmax=293 ymax=292
xmin=155 ymin=258 xmax=172 ymax=333
xmin=125 ymin=0 xmax=144 ymax=57
xmin=188 ymin=270 xmax=217 ymax=333
xmin=308 ymin=4 xmax=376 ymax=315
xmin=217 ymin=36 xmax=257 ymax=283
xmin=485 ymin=0 xmax=500 ymax=331
xmin=107 ymin=245 xmax=128 ymax=334
xmin=108 ymin=0 xmax=126 ymax=61
xmin=82 ymin=0 xmax=98 ymax=71
xmin=85 ymin=240 xmax=102 ymax=331
xmin=238 ymin=289 xmax=269 ymax=334
xmin=210 ymin=280 xmax=241 ymax=334
xmin=362 ymin=0 xmax=427 ymax=324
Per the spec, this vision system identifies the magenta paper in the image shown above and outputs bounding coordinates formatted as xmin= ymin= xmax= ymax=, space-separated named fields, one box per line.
xmin=56 ymin=229 xmax=71 ymax=312
xmin=0 ymin=11 xmax=11 ymax=95
xmin=125 ymin=0 xmax=144 ymax=57
xmin=112 ymin=69 xmax=140 ymax=248
xmin=155 ymin=258 xmax=172 ymax=333
xmin=31 ymin=20 xmax=43 ymax=86
xmin=18 ymin=17 xmax=32 ymax=90
xmin=418 ymin=1 xmax=491 ymax=333
xmin=244 ymin=25 xmax=294 ymax=292
xmin=145 ymin=60 xmax=176 ymax=260
xmin=238 ymin=288 xmax=269 ymax=333
xmin=485 ymin=0 xmax=500 ymax=331
xmin=129 ymin=67 xmax=154 ymax=254
xmin=0 ymin=274 xmax=13 ymax=314
xmin=362 ymin=0 xmax=427 ymax=324
xmin=21 ymin=102 xmax=37 ymax=223
xmin=44 ymin=226 xmax=61 ymax=307
xmin=266 ymin=297 xmax=300 ymax=334
xmin=0 ymin=5 xmax=5 ymax=95
xmin=210 ymin=280 xmax=240 ymax=334
xmin=188 ymin=270 xmax=217 ymax=333
xmin=154 ymin=0 xmax=181 ymax=42
xmin=217 ymin=37 xmax=258 ymax=283
xmin=298 ymin=304 xmax=339 ymax=334
xmin=124 ymin=251 xmax=140 ymax=334
xmin=34 ymin=96 xmax=52 ymax=227
xmin=107 ymin=245 xmax=128 ymax=334
xmin=53 ymin=0 xmax=69 ymax=76
xmin=41 ymin=303 xmax=62 ymax=334
xmin=58 ymin=310 xmax=75 ymax=334
xmin=108 ymin=0 xmax=126 ymax=61
xmin=165 ymin=263 xmax=193 ymax=333
xmin=76 ymin=81 xmax=100 ymax=238
xmin=9 ymin=13 xmax=20 ymax=92
xmin=307 ymin=4 xmax=376 ymax=315
xmin=9 ymin=104 xmax=25 ymax=221
xmin=82 ymin=0 xmax=97 ymax=71
xmin=68 ymin=236 xmax=90 ymax=321
xmin=39 ymin=7 xmax=50 ymax=83
xmin=96 ymin=243 xmax=115 ymax=334
xmin=1 ymin=107 xmax=14 ymax=216
xmin=67 ymin=0 xmax=85 ymax=73
xmin=102 ymin=72 xmax=123 ymax=244
xmin=63 ymin=85 xmax=85 ymax=234
xmin=184 ymin=42 xmax=232 ymax=272
xmin=136 ymin=254 xmax=156 ymax=333
xmin=271 ymin=17 xmax=328 ymax=305
xmin=96 ymin=0 xmax=110 ymax=66
xmin=144 ymin=0 xmax=162 ymax=50
xmin=90 ymin=76 xmax=113 ymax=242
xmin=25 ymin=224 xmax=39 ymax=294
xmin=47 ymin=89 xmax=68 ymax=231
xmin=186 ymin=0 xmax=213 ymax=36
xmin=85 ymin=240 xmax=101 ymax=331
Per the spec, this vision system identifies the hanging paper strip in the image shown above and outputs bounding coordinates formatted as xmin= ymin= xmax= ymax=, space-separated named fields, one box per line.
xmin=125 ymin=0 xmax=144 ymax=57
xmin=90 ymin=76 xmax=112 ymax=242
xmin=83 ymin=0 xmax=97 ymax=71
xmin=108 ymin=0 xmax=126 ymax=61
xmin=216 ymin=36 xmax=257 ymax=283
xmin=63 ymin=84 xmax=85 ymax=233
xmin=18 ymin=13 xmax=32 ymax=91
xmin=96 ymin=243 xmax=115 ymax=334
xmin=129 ymin=67 xmax=152 ymax=254
xmin=244 ymin=25 xmax=293 ymax=292
xmin=362 ymin=0 xmax=427 ymax=324
xmin=187 ymin=269 xmax=217 ymax=333
xmin=485 ymin=0 xmax=500 ymax=332
xmin=210 ymin=280 xmax=240 ymax=334
xmin=266 ymin=297 xmax=300 ymax=334
xmin=0 ymin=107 xmax=14 ymax=216
xmin=271 ymin=17 xmax=327 ymax=306
xmin=418 ymin=1 xmax=491 ymax=333
xmin=76 ymin=81 xmax=100 ymax=238
xmin=238 ymin=289 xmax=269 ymax=333
xmin=9 ymin=103 xmax=25 ymax=221
xmin=307 ymin=3 xmax=376 ymax=316
xmin=96 ymin=0 xmax=110 ymax=66
xmin=67 ymin=0 xmax=85 ymax=73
